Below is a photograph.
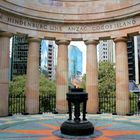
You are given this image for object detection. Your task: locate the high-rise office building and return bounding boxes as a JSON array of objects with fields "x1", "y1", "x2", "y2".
[
  {"x1": 98, "y1": 38, "x2": 138, "y2": 82},
  {"x1": 41, "y1": 40, "x2": 57, "y2": 80},
  {"x1": 11, "y1": 35, "x2": 42, "y2": 79},
  {"x1": 68, "y1": 45, "x2": 83, "y2": 87},
  {"x1": 11, "y1": 35, "x2": 28, "y2": 79},
  {"x1": 134, "y1": 35, "x2": 140, "y2": 84},
  {"x1": 127, "y1": 36, "x2": 135, "y2": 81},
  {"x1": 11, "y1": 36, "x2": 57, "y2": 80},
  {"x1": 98, "y1": 40, "x2": 115, "y2": 63}
]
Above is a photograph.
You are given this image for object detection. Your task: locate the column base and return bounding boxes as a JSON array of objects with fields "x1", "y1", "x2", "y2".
[
  {"x1": 126, "y1": 113, "x2": 133, "y2": 116},
  {"x1": 55, "y1": 109, "x2": 68, "y2": 114},
  {"x1": 22, "y1": 112, "x2": 29, "y2": 115},
  {"x1": 112, "y1": 112, "x2": 117, "y2": 115}
]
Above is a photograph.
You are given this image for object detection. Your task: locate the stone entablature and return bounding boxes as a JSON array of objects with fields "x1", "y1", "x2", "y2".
[
  {"x1": 1, "y1": 0, "x2": 140, "y2": 23},
  {"x1": 0, "y1": 10, "x2": 140, "y2": 40},
  {"x1": 0, "y1": 12, "x2": 137, "y2": 33},
  {"x1": 0, "y1": 0, "x2": 140, "y2": 40}
]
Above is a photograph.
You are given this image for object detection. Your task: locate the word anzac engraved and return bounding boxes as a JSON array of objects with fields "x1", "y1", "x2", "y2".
[{"x1": 0, "y1": 12, "x2": 139, "y2": 33}]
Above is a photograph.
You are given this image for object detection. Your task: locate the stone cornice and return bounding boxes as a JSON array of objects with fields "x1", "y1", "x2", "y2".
[
  {"x1": 85, "y1": 40, "x2": 99, "y2": 45},
  {"x1": 114, "y1": 37, "x2": 127, "y2": 43},
  {"x1": 0, "y1": 31, "x2": 13, "y2": 37},
  {"x1": 0, "y1": 81, "x2": 9, "y2": 84},
  {"x1": 28, "y1": 37, "x2": 41, "y2": 43},
  {"x1": 56, "y1": 40, "x2": 70, "y2": 45}
]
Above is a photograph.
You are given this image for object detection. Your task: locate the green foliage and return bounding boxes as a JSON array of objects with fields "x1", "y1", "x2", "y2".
[
  {"x1": 99, "y1": 94, "x2": 116, "y2": 113},
  {"x1": 9, "y1": 75, "x2": 26, "y2": 95},
  {"x1": 98, "y1": 61, "x2": 116, "y2": 96},
  {"x1": 8, "y1": 94, "x2": 25, "y2": 114},
  {"x1": 78, "y1": 62, "x2": 116, "y2": 113},
  {"x1": 9, "y1": 74, "x2": 56, "y2": 95},
  {"x1": 39, "y1": 94, "x2": 55, "y2": 113},
  {"x1": 79, "y1": 62, "x2": 116, "y2": 95},
  {"x1": 39, "y1": 74, "x2": 56, "y2": 95},
  {"x1": 9, "y1": 74, "x2": 56, "y2": 114},
  {"x1": 129, "y1": 92, "x2": 139, "y2": 113},
  {"x1": 98, "y1": 61, "x2": 116, "y2": 112},
  {"x1": 39, "y1": 74, "x2": 56, "y2": 112}
]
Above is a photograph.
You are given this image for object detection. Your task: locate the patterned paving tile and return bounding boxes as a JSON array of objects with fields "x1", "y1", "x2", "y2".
[{"x1": 0, "y1": 114, "x2": 140, "y2": 140}]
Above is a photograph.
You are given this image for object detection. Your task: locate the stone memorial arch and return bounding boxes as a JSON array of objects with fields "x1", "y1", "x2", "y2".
[{"x1": 0, "y1": 0, "x2": 140, "y2": 116}]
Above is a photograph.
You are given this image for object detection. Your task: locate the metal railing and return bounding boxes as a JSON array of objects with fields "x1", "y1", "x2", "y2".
[
  {"x1": 99, "y1": 93, "x2": 140, "y2": 115},
  {"x1": 39, "y1": 94, "x2": 56, "y2": 113},
  {"x1": 99, "y1": 94, "x2": 116, "y2": 113},
  {"x1": 8, "y1": 94, "x2": 139, "y2": 115},
  {"x1": 8, "y1": 94, "x2": 56, "y2": 114},
  {"x1": 130, "y1": 93, "x2": 140, "y2": 115},
  {"x1": 8, "y1": 94, "x2": 26, "y2": 114}
]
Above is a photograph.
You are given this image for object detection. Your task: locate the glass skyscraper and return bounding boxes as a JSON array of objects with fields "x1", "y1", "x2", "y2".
[
  {"x1": 11, "y1": 35, "x2": 42, "y2": 80},
  {"x1": 41, "y1": 40, "x2": 48, "y2": 76},
  {"x1": 11, "y1": 35, "x2": 28, "y2": 79},
  {"x1": 68, "y1": 45, "x2": 83, "y2": 86},
  {"x1": 127, "y1": 36, "x2": 135, "y2": 81},
  {"x1": 11, "y1": 36, "x2": 57, "y2": 80}
]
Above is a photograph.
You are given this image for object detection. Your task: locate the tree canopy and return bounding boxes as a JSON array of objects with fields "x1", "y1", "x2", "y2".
[
  {"x1": 9, "y1": 74, "x2": 56, "y2": 95},
  {"x1": 98, "y1": 61, "x2": 116, "y2": 95},
  {"x1": 79, "y1": 61, "x2": 116, "y2": 95}
]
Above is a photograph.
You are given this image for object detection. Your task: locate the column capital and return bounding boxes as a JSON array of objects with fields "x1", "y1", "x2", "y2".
[
  {"x1": 85, "y1": 40, "x2": 99, "y2": 45},
  {"x1": 28, "y1": 37, "x2": 41, "y2": 43},
  {"x1": 56, "y1": 40, "x2": 70, "y2": 46},
  {"x1": 114, "y1": 37, "x2": 127, "y2": 43},
  {"x1": 0, "y1": 32, "x2": 13, "y2": 38}
]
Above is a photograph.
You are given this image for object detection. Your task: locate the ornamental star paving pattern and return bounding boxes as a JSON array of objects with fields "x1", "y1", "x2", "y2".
[{"x1": 0, "y1": 114, "x2": 140, "y2": 140}]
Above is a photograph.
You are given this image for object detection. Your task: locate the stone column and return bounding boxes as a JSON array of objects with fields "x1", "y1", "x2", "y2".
[
  {"x1": 85, "y1": 40, "x2": 99, "y2": 114},
  {"x1": 0, "y1": 32, "x2": 12, "y2": 116},
  {"x1": 114, "y1": 37, "x2": 130, "y2": 115},
  {"x1": 25, "y1": 37, "x2": 40, "y2": 114},
  {"x1": 56, "y1": 40, "x2": 69, "y2": 113}
]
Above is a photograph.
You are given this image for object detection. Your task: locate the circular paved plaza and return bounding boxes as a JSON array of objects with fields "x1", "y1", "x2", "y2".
[{"x1": 0, "y1": 114, "x2": 140, "y2": 140}]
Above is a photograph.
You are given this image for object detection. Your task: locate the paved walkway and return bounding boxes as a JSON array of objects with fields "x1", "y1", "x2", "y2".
[{"x1": 0, "y1": 113, "x2": 140, "y2": 140}]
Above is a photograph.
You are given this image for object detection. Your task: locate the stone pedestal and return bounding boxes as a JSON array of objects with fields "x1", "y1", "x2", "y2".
[
  {"x1": 114, "y1": 37, "x2": 130, "y2": 115},
  {"x1": 85, "y1": 40, "x2": 99, "y2": 114},
  {"x1": 0, "y1": 32, "x2": 12, "y2": 116},
  {"x1": 25, "y1": 37, "x2": 40, "y2": 114},
  {"x1": 56, "y1": 40, "x2": 69, "y2": 113}
]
